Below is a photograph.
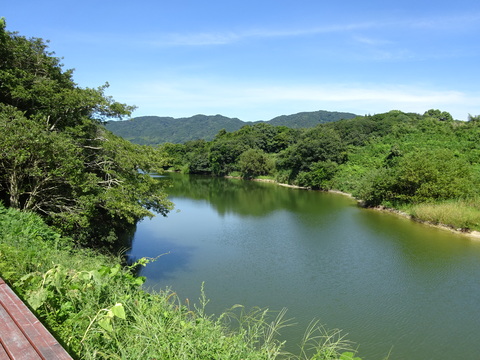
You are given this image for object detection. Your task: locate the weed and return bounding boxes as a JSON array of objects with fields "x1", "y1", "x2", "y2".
[{"x1": 407, "y1": 199, "x2": 480, "y2": 231}]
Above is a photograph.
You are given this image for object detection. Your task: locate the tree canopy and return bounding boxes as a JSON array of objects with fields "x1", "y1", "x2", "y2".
[{"x1": 0, "y1": 19, "x2": 172, "y2": 246}]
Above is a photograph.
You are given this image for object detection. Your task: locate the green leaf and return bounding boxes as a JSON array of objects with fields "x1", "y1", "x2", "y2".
[
  {"x1": 98, "y1": 318, "x2": 113, "y2": 332},
  {"x1": 110, "y1": 303, "x2": 126, "y2": 319},
  {"x1": 109, "y1": 264, "x2": 121, "y2": 277},
  {"x1": 133, "y1": 276, "x2": 146, "y2": 286},
  {"x1": 78, "y1": 271, "x2": 92, "y2": 281},
  {"x1": 27, "y1": 288, "x2": 48, "y2": 310},
  {"x1": 340, "y1": 352, "x2": 362, "y2": 360}
]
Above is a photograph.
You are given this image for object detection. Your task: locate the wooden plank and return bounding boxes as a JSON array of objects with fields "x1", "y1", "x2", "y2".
[
  {"x1": 0, "y1": 278, "x2": 73, "y2": 359},
  {"x1": 0, "y1": 343, "x2": 10, "y2": 359},
  {"x1": 0, "y1": 305, "x2": 42, "y2": 359}
]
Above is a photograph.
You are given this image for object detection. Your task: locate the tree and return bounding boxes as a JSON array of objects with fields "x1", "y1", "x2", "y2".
[
  {"x1": 0, "y1": 20, "x2": 172, "y2": 245},
  {"x1": 184, "y1": 140, "x2": 211, "y2": 173},
  {"x1": 296, "y1": 160, "x2": 339, "y2": 189},
  {"x1": 276, "y1": 127, "x2": 346, "y2": 176},
  {"x1": 468, "y1": 114, "x2": 480, "y2": 123},
  {"x1": 208, "y1": 138, "x2": 249, "y2": 175},
  {"x1": 0, "y1": 104, "x2": 82, "y2": 211},
  {"x1": 355, "y1": 148, "x2": 475, "y2": 206},
  {"x1": 391, "y1": 149, "x2": 473, "y2": 203},
  {"x1": 238, "y1": 149, "x2": 274, "y2": 179},
  {"x1": 423, "y1": 109, "x2": 454, "y2": 122}
]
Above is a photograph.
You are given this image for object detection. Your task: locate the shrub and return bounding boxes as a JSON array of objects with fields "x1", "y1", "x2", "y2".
[{"x1": 238, "y1": 149, "x2": 275, "y2": 179}]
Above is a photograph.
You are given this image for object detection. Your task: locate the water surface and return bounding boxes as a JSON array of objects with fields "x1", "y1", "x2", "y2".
[{"x1": 128, "y1": 173, "x2": 480, "y2": 359}]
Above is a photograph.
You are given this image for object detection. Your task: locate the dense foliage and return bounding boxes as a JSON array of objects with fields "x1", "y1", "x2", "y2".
[
  {"x1": 0, "y1": 19, "x2": 172, "y2": 245},
  {"x1": 160, "y1": 110, "x2": 480, "y2": 231},
  {"x1": 105, "y1": 111, "x2": 357, "y2": 145},
  {"x1": 267, "y1": 110, "x2": 358, "y2": 128}
]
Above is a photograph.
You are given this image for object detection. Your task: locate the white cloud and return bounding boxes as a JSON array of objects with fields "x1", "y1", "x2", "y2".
[{"x1": 113, "y1": 78, "x2": 480, "y2": 121}]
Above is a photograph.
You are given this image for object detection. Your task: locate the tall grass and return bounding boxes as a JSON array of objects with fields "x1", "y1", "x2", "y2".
[
  {"x1": 406, "y1": 198, "x2": 480, "y2": 231},
  {"x1": 0, "y1": 203, "x2": 363, "y2": 359}
]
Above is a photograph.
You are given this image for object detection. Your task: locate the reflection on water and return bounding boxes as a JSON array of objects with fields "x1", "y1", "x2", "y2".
[{"x1": 128, "y1": 173, "x2": 480, "y2": 360}]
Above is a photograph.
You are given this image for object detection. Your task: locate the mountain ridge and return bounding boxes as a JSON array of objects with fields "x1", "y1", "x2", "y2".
[{"x1": 106, "y1": 110, "x2": 358, "y2": 145}]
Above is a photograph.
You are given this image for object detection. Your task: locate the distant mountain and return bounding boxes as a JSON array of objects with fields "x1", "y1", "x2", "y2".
[
  {"x1": 106, "y1": 115, "x2": 244, "y2": 145},
  {"x1": 105, "y1": 110, "x2": 357, "y2": 145},
  {"x1": 266, "y1": 110, "x2": 358, "y2": 128}
]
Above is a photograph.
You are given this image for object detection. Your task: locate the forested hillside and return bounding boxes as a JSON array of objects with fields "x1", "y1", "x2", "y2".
[
  {"x1": 267, "y1": 110, "x2": 358, "y2": 128},
  {"x1": 106, "y1": 110, "x2": 357, "y2": 144},
  {"x1": 106, "y1": 114, "x2": 245, "y2": 144},
  {"x1": 159, "y1": 110, "x2": 480, "y2": 231}
]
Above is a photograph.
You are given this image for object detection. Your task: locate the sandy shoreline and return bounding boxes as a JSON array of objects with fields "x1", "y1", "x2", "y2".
[{"x1": 251, "y1": 178, "x2": 309, "y2": 189}]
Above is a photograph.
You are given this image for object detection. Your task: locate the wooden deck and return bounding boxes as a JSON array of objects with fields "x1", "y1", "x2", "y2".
[{"x1": 0, "y1": 278, "x2": 73, "y2": 359}]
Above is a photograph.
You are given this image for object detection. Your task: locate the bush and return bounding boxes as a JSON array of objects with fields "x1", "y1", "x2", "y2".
[
  {"x1": 238, "y1": 149, "x2": 275, "y2": 179},
  {"x1": 390, "y1": 149, "x2": 474, "y2": 203},
  {"x1": 295, "y1": 161, "x2": 339, "y2": 190}
]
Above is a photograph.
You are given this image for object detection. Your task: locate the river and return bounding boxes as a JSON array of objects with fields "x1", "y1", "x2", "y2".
[{"x1": 127, "y1": 173, "x2": 480, "y2": 359}]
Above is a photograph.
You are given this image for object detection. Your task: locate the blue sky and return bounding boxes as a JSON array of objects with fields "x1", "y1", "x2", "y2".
[{"x1": 3, "y1": 1, "x2": 480, "y2": 121}]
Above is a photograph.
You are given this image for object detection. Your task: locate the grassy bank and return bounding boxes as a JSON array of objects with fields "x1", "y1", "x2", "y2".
[
  {"x1": 0, "y1": 203, "x2": 362, "y2": 359},
  {"x1": 400, "y1": 199, "x2": 480, "y2": 233}
]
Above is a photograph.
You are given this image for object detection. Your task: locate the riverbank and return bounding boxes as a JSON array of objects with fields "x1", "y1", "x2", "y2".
[
  {"x1": 251, "y1": 177, "x2": 309, "y2": 189},
  {"x1": 250, "y1": 176, "x2": 480, "y2": 239},
  {"x1": 370, "y1": 204, "x2": 480, "y2": 240}
]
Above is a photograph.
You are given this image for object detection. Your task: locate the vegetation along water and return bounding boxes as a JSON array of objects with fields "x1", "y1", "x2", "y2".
[{"x1": 2, "y1": 17, "x2": 480, "y2": 359}]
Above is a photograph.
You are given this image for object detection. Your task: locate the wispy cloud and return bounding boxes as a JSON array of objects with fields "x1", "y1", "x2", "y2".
[
  {"x1": 145, "y1": 22, "x2": 376, "y2": 47},
  {"x1": 407, "y1": 13, "x2": 480, "y2": 30},
  {"x1": 353, "y1": 36, "x2": 393, "y2": 46},
  {"x1": 143, "y1": 11, "x2": 480, "y2": 48},
  {"x1": 55, "y1": 11, "x2": 480, "y2": 50},
  {"x1": 153, "y1": 32, "x2": 243, "y2": 46}
]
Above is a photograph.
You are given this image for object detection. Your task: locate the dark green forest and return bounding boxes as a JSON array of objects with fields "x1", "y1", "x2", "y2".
[
  {"x1": 159, "y1": 110, "x2": 480, "y2": 231},
  {"x1": 105, "y1": 110, "x2": 357, "y2": 145}
]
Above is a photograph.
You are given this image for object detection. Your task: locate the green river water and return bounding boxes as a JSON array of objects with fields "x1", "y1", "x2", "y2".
[{"x1": 128, "y1": 173, "x2": 480, "y2": 359}]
